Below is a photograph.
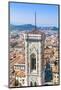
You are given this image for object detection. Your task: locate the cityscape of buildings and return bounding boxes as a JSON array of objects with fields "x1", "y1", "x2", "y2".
[
  {"x1": 9, "y1": 2, "x2": 59, "y2": 87},
  {"x1": 9, "y1": 26, "x2": 59, "y2": 87}
]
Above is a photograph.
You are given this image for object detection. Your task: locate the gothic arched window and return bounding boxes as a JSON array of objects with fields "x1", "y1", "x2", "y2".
[{"x1": 30, "y1": 53, "x2": 36, "y2": 71}]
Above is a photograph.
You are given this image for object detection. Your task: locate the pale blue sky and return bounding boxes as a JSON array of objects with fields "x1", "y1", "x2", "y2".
[{"x1": 9, "y1": 2, "x2": 59, "y2": 27}]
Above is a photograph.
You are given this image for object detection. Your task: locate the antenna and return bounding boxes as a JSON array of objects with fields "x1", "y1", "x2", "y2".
[{"x1": 35, "y1": 12, "x2": 36, "y2": 30}]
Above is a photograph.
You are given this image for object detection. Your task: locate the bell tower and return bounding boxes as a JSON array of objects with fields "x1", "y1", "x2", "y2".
[{"x1": 24, "y1": 12, "x2": 45, "y2": 86}]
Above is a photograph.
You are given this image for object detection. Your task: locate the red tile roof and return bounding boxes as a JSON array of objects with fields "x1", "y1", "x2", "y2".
[{"x1": 15, "y1": 70, "x2": 26, "y2": 77}]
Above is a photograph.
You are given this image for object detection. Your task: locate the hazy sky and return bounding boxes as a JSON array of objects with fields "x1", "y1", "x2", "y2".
[{"x1": 9, "y1": 2, "x2": 59, "y2": 27}]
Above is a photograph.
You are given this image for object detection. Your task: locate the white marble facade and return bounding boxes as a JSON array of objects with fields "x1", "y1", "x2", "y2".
[{"x1": 24, "y1": 33, "x2": 44, "y2": 86}]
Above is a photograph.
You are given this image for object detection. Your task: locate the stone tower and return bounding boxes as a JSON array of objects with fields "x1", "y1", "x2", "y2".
[{"x1": 24, "y1": 12, "x2": 45, "y2": 86}]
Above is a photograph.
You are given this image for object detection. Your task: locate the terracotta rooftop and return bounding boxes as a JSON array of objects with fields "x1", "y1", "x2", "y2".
[
  {"x1": 44, "y1": 47, "x2": 54, "y2": 55},
  {"x1": 52, "y1": 65, "x2": 59, "y2": 73},
  {"x1": 10, "y1": 50, "x2": 25, "y2": 63},
  {"x1": 14, "y1": 53, "x2": 25, "y2": 64},
  {"x1": 15, "y1": 70, "x2": 26, "y2": 77}
]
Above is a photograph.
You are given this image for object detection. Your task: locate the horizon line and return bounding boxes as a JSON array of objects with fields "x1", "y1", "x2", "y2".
[{"x1": 10, "y1": 24, "x2": 58, "y2": 28}]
